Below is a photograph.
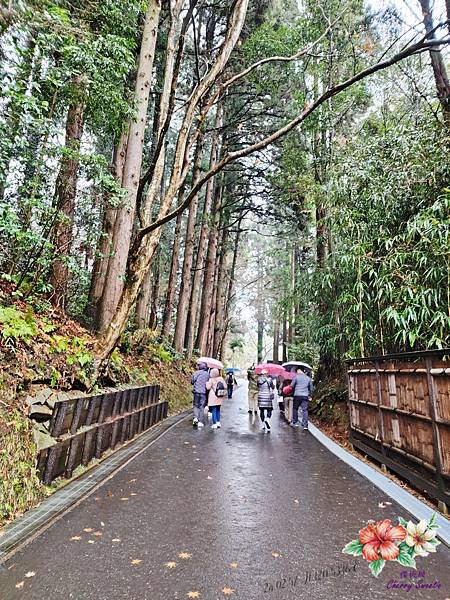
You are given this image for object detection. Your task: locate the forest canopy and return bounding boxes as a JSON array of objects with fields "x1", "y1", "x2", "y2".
[{"x1": 0, "y1": 0, "x2": 449, "y2": 374}]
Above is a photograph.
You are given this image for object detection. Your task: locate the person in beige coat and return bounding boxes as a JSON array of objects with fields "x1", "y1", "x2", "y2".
[{"x1": 206, "y1": 368, "x2": 226, "y2": 429}]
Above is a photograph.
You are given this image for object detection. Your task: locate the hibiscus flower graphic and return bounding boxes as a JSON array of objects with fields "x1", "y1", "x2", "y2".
[
  {"x1": 342, "y1": 513, "x2": 441, "y2": 577},
  {"x1": 359, "y1": 519, "x2": 406, "y2": 561}
]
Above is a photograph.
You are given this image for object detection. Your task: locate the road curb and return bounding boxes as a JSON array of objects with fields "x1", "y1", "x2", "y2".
[
  {"x1": 0, "y1": 411, "x2": 190, "y2": 562},
  {"x1": 308, "y1": 422, "x2": 450, "y2": 546}
]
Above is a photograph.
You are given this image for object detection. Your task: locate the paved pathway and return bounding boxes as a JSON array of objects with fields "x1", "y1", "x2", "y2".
[{"x1": 1, "y1": 381, "x2": 449, "y2": 599}]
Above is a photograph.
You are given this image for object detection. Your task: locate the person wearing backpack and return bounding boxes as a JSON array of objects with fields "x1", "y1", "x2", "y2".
[
  {"x1": 191, "y1": 362, "x2": 209, "y2": 428},
  {"x1": 226, "y1": 371, "x2": 237, "y2": 399},
  {"x1": 206, "y1": 368, "x2": 226, "y2": 429},
  {"x1": 257, "y1": 369, "x2": 275, "y2": 432}
]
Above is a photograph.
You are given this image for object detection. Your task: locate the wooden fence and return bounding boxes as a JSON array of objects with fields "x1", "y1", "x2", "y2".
[
  {"x1": 37, "y1": 384, "x2": 167, "y2": 484},
  {"x1": 347, "y1": 350, "x2": 450, "y2": 510}
]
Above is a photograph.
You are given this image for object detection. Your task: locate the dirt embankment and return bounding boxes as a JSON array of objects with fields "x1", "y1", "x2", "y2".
[{"x1": 0, "y1": 287, "x2": 192, "y2": 527}]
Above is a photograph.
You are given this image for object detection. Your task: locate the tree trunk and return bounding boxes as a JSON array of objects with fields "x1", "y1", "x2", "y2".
[
  {"x1": 418, "y1": 0, "x2": 450, "y2": 124},
  {"x1": 89, "y1": 129, "x2": 129, "y2": 327},
  {"x1": 185, "y1": 109, "x2": 223, "y2": 356},
  {"x1": 218, "y1": 219, "x2": 242, "y2": 361},
  {"x1": 161, "y1": 211, "x2": 183, "y2": 337},
  {"x1": 49, "y1": 78, "x2": 85, "y2": 308},
  {"x1": 273, "y1": 320, "x2": 280, "y2": 363},
  {"x1": 96, "y1": 0, "x2": 161, "y2": 332},
  {"x1": 212, "y1": 224, "x2": 229, "y2": 357},
  {"x1": 172, "y1": 139, "x2": 204, "y2": 351},
  {"x1": 282, "y1": 308, "x2": 288, "y2": 362},
  {"x1": 195, "y1": 185, "x2": 222, "y2": 355},
  {"x1": 206, "y1": 258, "x2": 220, "y2": 356},
  {"x1": 135, "y1": 257, "x2": 153, "y2": 328}
]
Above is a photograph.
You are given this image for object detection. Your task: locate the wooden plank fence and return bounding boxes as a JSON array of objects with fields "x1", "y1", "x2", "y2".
[
  {"x1": 347, "y1": 349, "x2": 450, "y2": 510},
  {"x1": 37, "y1": 384, "x2": 167, "y2": 484}
]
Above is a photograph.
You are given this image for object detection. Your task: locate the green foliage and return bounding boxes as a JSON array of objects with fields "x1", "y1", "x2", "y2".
[{"x1": 0, "y1": 305, "x2": 38, "y2": 345}]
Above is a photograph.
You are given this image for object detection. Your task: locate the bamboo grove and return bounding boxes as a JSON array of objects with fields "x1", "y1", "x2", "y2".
[{"x1": 0, "y1": 0, "x2": 449, "y2": 373}]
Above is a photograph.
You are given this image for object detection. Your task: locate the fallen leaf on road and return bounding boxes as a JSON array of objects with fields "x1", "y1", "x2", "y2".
[
  {"x1": 130, "y1": 493, "x2": 137, "y2": 496},
  {"x1": 222, "y1": 587, "x2": 234, "y2": 595},
  {"x1": 229, "y1": 563, "x2": 238, "y2": 569},
  {"x1": 121, "y1": 497, "x2": 129, "y2": 501},
  {"x1": 112, "y1": 539, "x2": 121, "y2": 543},
  {"x1": 184, "y1": 442, "x2": 190, "y2": 445},
  {"x1": 24, "y1": 572, "x2": 35, "y2": 578},
  {"x1": 94, "y1": 497, "x2": 100, "y2": 501},
  {"x1": 207, "y1": 476, "x2": 212, "y2": 480},
  {"x1": 129, "y1": 479, "x2": 137, "y2": 483},
  {"x1": 131, "y1": 559, "x2": 142, "y2": 565},
  {"x1": 192, "y1": 445, "x2": 196, "y2": 448},
  {"x1": 106, "y1": 491, "x2": 114, "y2": 497},
  {"x1": 100, "y1": 522, "x2": 105, "y2": 527},
  {"x1": 294, "y1": 499, "x2": 299, "y2": 504},
  {"x1": 164, "y1": 562, "x2": 177, "y2": 569},
  {"x1": 178, "y1": 552, "x2": 192, "y2": 559},
  {"x1": 385, "y1": 501, "x2": 392, "y2": 505},
  {"x1": 88, "y1": 540, "x2": 95, "y2": 544},
  {"x1": 187, "y1": 592, "x2": 200, "y2": 598},
  {"x1": 378, "y1": 502, "x2": 386, "y2": 508},
  {"x1": 15, "y1": 581, "x2": 24, "y2": 589},
  {"x1": 83, "y1": 528, "x2": 93, "y2": 533},
  {"x1": 271, "y1": 551, "x2": 281, "y2": 558},
  {"x1": 70, "y1": 536, "x2": 81, "y2": 541},
  {"x1": 93, "y1": 531, "x2": 102, "y2": 537}
]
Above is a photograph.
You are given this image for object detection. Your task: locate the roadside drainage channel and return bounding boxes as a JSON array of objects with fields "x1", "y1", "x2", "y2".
[
  {"x1": 308, "y1": 422, "x2": 450, "y2": 546},
  {"x1": 0, "y1": 411, "x2": 190, "y2": 561}
]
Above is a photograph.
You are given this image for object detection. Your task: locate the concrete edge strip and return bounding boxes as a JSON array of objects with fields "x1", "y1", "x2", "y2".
[
  {"x1": 0, "y1": 411, "x2": 190, "y2": 563},
  {"x1": 308, "y1": 423, "x2": 450, "y2": 546}
]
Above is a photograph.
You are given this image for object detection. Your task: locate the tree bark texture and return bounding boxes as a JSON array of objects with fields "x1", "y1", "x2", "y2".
[
  {"x1": 418, "y1": 0, "x2": 450, "y2": 124},
  {"x1": 172, "y1": 139, "x2": 204, "y2": 351},
  {"x1": 50, "y1": 80, "x2": 85, "y2": 308},
  {"x1": 161, "y1": 211, "x2": 183, "y2": 337},
  {"x1": 96, "y1": 0, "x2": 161, "y2": 332},
  {"x1": 89, "y1": 129, "x2": 129, "y2": 327}
]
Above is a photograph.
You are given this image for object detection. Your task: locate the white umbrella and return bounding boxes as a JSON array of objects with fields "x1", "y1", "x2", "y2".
[
  {"x1": 282, "y1": 361, "x2": 313, "y2": 371},
  {"x1": 196, "y1": 356, "x2": 224, "y2": 369}
]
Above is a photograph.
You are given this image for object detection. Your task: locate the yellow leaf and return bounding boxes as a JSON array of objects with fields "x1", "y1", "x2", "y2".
[
  {"x1": 25, "y1": 572, "x2": 35, "y2": 578},
  {"x1": 294, "y1": 499, "x2": 299, "y2": 504},
  {"x1": 187, "y1": 592, "x2": 200, "y2": 598},
  {"x1": 271, "y1": 551, "x2": 280, "y2": 558},
  {"x1": 131, "y1": 559, "x2": 142, "y2": 565},
  {"x1": 15, "y1": 581, "x2": 24, "y2": 589},
  {"x1": 129, "y1": 479, "x2": 137, "y2": 483},
  {"x1": 112, "y1": 539, "x2": 121, "y2": 543},
  {"x1": 178, "y1": 552, "x2": 192, "y2": 559},
  {"x1": 83, "y1": 528, "x2": 93, "y2": 533},
  {"x1": 70, "y1": 536, "x2": 81, "y2": 541},
  {"x1": 164, "y1": 561, "x2": 177, "y2": 569},
  {"x1": 229, "y1": 562, "x2": 238, "y2": 569},
  {"x1": 121, "y1": 497, "x2": 129, "y2": 501},
  {"x1": 130, "y1": 493, "x2": 137, "y2": 496},
  {"x1": 88, "y1": 540, "x2": 95, "y2": 544},
  {"x1": 222, "y1": 587, "x2": 235, "y2": 595}
]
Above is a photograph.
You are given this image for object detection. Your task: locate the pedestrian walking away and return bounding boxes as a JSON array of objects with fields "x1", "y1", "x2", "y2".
[
  {"x1": 257, "y1": 369, "x2": 274, "y2": 432},
  {"x1": 226, "y1": 371, "x2": 237, "y2": 399},
  {"x1": 247, "y1": 368, "x2": 258, "y2": 415},
  {"x1": 191, "y1": 362, "x2": 209, "y2": 427},
  {"x1": 206, "y1": 368, "x2": 226, "y2": 429},
  {"x1": 290, "y1": 366, "x2": 314, "y2": 430}
]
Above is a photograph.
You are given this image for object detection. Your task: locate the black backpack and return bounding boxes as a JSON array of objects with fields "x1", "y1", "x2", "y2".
[{"x1": 215, "y1": 380, "x2": 226, "y2": 397}]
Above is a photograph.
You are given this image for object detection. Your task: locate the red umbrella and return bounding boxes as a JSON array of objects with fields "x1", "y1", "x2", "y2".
[{"x1": 254, "y1": 363, "x2": 286, "y2": 377}]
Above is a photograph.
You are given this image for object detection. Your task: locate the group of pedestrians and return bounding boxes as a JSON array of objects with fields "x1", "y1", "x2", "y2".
[
  {"x1": 191, "y1": 361, "x2": 314, "y2": 433},
  {"x1": 191, "y1": 363, "x2": 237, "y2": 429},
  {"x1": 248, "y1": 366, "x2": 314, "y2": 432}
]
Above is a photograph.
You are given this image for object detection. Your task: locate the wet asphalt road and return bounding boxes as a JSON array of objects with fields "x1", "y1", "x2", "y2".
[{"x1": 1, "y1": 380, "x2": 449, "y2": 600}]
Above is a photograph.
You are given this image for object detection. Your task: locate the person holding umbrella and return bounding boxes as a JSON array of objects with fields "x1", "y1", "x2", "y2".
[
  {"x1": 257, "y1": 368, "x2": 275, "y2": 432},
  {"x1": 191, "y1": 361, "x2": 209, "y2": 428}
]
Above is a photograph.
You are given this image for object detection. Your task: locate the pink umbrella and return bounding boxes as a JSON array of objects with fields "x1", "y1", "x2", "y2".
[
  {"x1": 197, "y1": 356, "x2": 224, "y2": 369},
  {"x1": 254, "y1": 363, "x2": 287, "y2": 377}
]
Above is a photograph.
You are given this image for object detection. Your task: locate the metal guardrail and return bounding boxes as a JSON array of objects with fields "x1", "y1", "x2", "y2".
[
  {"x1": 37, "y1": 384, "x2": 167, "y2": 484},
  {"x1": 347, "y1": 350, "x2": 450, "y2": 510}
]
